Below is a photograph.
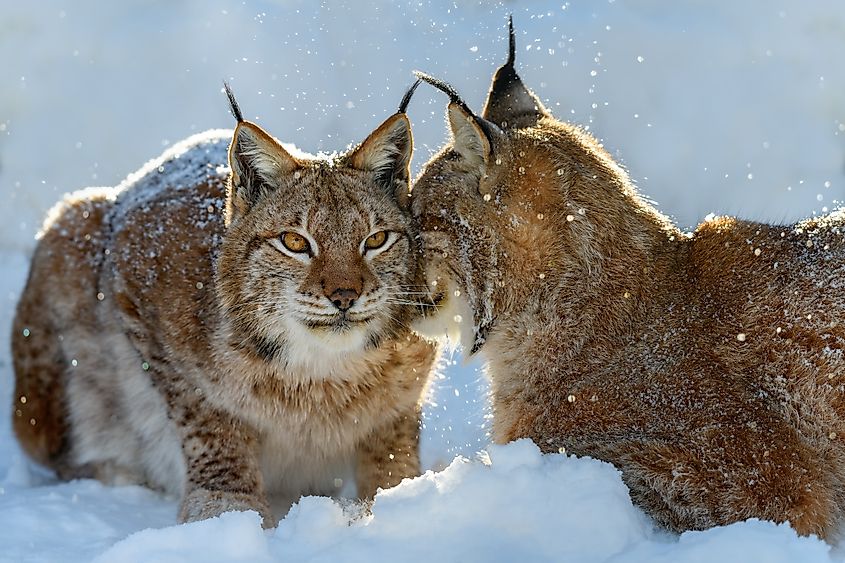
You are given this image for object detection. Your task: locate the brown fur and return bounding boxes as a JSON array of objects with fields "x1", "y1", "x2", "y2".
[
  {"x1": 13, "y1": 96, "x2": 437, "y2": 526},
  {"x1": 411, "y1": 34, "x2": 845, "y2": 540}
]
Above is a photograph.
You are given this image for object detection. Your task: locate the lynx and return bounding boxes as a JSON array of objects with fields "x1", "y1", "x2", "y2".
[
  {"x1": 12, "y1": 82, "x2": 437, "y2": 527},
  {"x1": 411, "y1": 21, "x2": 845, "y2": 540}
]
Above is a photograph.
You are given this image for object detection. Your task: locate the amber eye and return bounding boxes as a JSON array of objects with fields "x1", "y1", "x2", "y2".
[
  {"x1": 364, "y1": 231, "x2": 388, "y2": 251},
  {"x1": 281, "y1": 232, "x2": 309, "y2": 253}
]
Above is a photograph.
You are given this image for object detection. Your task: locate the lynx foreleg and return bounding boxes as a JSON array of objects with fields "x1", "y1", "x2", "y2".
[
  {"x1": 176, "y1": 410, "x2": 275, "y2": 528},
  {"x1": 355, "y1": 408, "x2": 422, "y2": 500},
  {"x1": 147, "y1": 363, "x2": 275, "y2": 527}
]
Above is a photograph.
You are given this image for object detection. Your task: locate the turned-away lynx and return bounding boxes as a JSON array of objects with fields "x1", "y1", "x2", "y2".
[
  {"x1": 411, "y1": 21, "x2": 845, "y2": 540},
  {"x1": 12, "y1": 82, "x2": 437, "y2": 526}
]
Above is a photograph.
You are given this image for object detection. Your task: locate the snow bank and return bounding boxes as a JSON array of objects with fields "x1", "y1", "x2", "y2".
[
  {"x1": 0, "y1": 479, "x2": 174, "y2": 562},
  {"x1": 90, "y1": 441, "x2": 834, "y2": 563},
  {"x1": 95, "y1": 511, "x2": 270, "y2": 563}
]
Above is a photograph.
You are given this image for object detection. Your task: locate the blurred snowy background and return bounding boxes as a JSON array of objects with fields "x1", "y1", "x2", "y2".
[{"x1": 1, "y1": 1, "x2": 845, "y2": 561}]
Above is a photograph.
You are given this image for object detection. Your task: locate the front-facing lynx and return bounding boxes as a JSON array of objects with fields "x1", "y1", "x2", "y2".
[
  {"x1": 412, "y1": 22, "x2": 845, "y2": 540},
  {"x1": 12, "y1": 83, "x2": 437, "y2": 526}
]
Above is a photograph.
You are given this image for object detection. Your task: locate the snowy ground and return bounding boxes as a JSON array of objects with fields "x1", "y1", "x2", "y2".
[{"x1": 2, "y1": 1, "x2": 845, "y2": 561}]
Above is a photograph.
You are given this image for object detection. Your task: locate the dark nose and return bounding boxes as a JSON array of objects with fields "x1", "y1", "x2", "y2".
[{"x1": 328, "y1": 288, "x2": 359, "y2": 312}]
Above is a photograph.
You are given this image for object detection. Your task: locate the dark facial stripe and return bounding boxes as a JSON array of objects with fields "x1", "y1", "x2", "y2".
[
  {"x1": 249, "y1": 334, "x2": 283, "y2": 362},
  {"x1": 246, "y1": 235, "x2": 269, "y2": 259}
]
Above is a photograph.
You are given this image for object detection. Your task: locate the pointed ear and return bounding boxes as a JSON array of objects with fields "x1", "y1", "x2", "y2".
[
  {"x1": 347, "y1": 113, "x2": 413, "y2": 207},
  {"x1": 227, "y1": 121, "x2": 299, "y2": 218},
  {"x1": 481, "y1": 16, "x2": 550, "y2": 128},
  {"x1": 448, "y1": 103, "x2": 492, "y2": 168},
  {"x1": 412, "y1": 71, "x2": 496, "y2": 168}
]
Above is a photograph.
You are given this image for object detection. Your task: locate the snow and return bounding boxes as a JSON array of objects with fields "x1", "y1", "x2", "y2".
[
  {"x1": 8, "y1": 441, "x2": 835, "y2": 563},
  {"x1": 1, "y1": 0, "x2": 845, "y2": 561}
]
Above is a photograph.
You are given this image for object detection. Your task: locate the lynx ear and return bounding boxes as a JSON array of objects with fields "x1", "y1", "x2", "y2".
[
  {"x1": 347, "y1": 113, "x2": 413, "y2": 207},
  {"x1": 481, "y1": 16, "x2": 550, "y2": 129},
  {"x1": 223, "y1": 82, "x2": 300, "y2": 219},
  {"x1": 413, "y1": 71, "x2": 497, "y2": 168},
  {"x1": 227, "y1": 121, "x2": 300, "y2": 215},
  {"x1": 447, "y1": 103, "x2": 492, "y2": 167}
]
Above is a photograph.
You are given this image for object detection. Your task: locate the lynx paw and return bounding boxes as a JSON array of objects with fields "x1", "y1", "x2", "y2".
[{"x1": 178, "y1": 488, "x2": 277, "y2": 529}]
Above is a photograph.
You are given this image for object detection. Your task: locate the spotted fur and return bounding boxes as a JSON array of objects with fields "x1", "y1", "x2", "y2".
[{"x1": 12, "y1": 93, "x2": 437, "y2": 526}]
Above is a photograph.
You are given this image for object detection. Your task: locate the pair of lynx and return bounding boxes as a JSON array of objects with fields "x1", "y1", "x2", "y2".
[{"x1": 13, "y1": 21, "x2": 845, "y2": 540}]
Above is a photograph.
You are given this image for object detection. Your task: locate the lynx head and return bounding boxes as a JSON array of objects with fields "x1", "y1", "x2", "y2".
[
  {"x1": 411, "y1": 18, "x2": 665, "y2": 354},
  {"x1": 217, "y1": 82, "x2": 423, "y2": 372}
]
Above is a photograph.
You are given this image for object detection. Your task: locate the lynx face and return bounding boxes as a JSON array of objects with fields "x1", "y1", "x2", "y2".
[
  {"x1": 409, "y1": 135, "x2": 507, "y2": 352},
  {"x1": 218, "y1": 110, "x2": 420, "y2": 370},
  {"x1": 410, "y1": 69, "x2": 549, "y2": 353}
]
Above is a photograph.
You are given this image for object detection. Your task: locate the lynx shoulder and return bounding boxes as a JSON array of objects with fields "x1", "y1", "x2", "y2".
[
  {"x1": 12, "y1": 84, "x2": 437, "y2": 526},
  {"x1": 411, "y1": 21, "x2": 845, "y2": 540}
]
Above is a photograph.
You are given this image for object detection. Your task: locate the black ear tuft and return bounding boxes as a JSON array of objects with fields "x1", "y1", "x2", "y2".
[
  {"x1": 507, "y1": 14, "x2": 516, "y2": 68},
  {"x1": 398, "y1": 79, "x2": 422, "y2": 114},
  {"x1": 413, "y1": 71, "x2": 500, "y2": 151},
  {"x1": 223, "y1": 81, "x2": 244, "y2": 123},
  {"x1": 481, "y1": 16, "x2": 549, "y2": 128},
  {"x1": 492, "y1": 15, "x2": 519, "y2": 86},
  {"x1": 413, "y1": 71, "x2": 474, "y2": 116}
]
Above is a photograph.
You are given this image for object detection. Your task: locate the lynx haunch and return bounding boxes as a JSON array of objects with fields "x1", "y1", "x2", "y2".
[
  {"x1": 12, "y1": 83, "x2": 437, "y2": 526},
  {"x1": 411, "y1": 21, "x2": 845, "y2": 540}
]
